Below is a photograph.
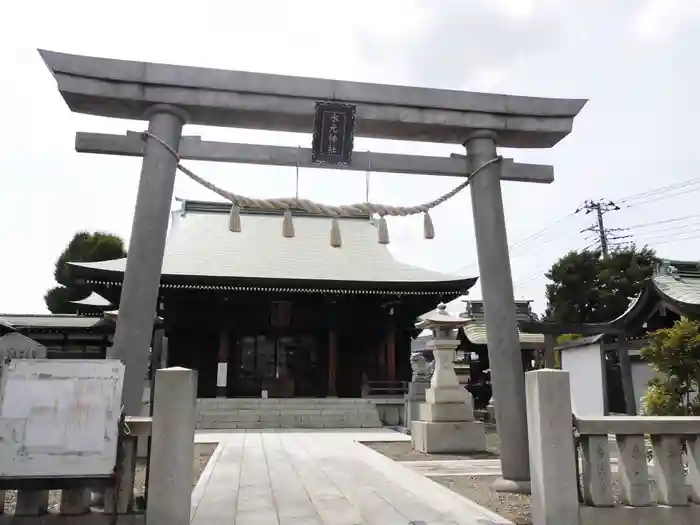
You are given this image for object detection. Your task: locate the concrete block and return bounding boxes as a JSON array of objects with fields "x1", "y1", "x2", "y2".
[
  {"x1": 419, "y1": 402, "x2": 474, "y2": 422},
  {"x1": 231, "y1": 412, "x2": 261, "y2": 422},
  {"x1": 425, "y1": 386, "x2": 470, "y2": 405},
  {"x1": 259, "y1": 413, "x2": 284, "y2": 423},
  {"x1": 411, "y1": 421, "x2": 486, "y2": 453}
]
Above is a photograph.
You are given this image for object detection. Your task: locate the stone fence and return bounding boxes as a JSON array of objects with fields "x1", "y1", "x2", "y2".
[
  {"x1": 526, "y1": 369, "x2": 700, "y2": 525},
  {"x1": 0, "y1": 366, "x2": 196, "y2": 525}
]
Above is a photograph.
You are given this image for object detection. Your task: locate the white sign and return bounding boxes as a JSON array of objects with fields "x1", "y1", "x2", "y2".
[
  {"x1": 0, "y1": 359, "x2": 124, "y2": 478},
  {"x1": 0, "y1": 333, "x2": 47, "y2": 362}
]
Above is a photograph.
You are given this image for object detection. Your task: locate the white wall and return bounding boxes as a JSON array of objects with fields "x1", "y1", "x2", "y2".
[{"x1": 560, "y1": 343, "x2": 606, "y2": 417}]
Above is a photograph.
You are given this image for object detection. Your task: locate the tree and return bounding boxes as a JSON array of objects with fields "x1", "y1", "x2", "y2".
[
  {"x1": 44, "y1": 232, "x2": 126, "y2": 313},
  {"x1": 544, "y1": 245, "x2": 656, "y2": 324},
  {"x1": 640, "y1": 317, "x2": 700, "y2": 416}
]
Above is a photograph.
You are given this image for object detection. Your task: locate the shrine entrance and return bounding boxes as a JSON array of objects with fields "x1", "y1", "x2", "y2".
[
  {"x1": 39, "y1": 48, "x2": 586, "y2": 490},
  {"x1": 228, "y1": 334, "x2": 326, "y2": 398}
]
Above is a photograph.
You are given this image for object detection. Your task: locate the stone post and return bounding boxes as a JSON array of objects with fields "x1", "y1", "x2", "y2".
[
  {"x1": 110, "y1": 105, "x2": 188, "y2": 416},
  {"x1": 465, "y1": 131, "x2": 530, "y2": 491},
  {"x1": 147, "y1": 367, "x2": 198, "y2": 525},
  {"x1": 412, "y1": 304, "x2": 485, "y2": 453},
  {"x1": 526, "y1": 370, "x2": 579, "y2": 525}
]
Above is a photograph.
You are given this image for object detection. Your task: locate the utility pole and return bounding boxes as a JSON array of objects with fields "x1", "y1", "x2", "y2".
[{"x1": 576, "y1": 199, "x2": 628, "y2": 255}]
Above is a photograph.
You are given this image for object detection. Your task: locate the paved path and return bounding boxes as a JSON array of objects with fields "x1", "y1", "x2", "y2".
[{"x1": 191, "y1": 429, "x2": 511, "y2": 525}]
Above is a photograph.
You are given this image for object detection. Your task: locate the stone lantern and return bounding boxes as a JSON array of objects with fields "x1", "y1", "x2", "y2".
[{"x1": 411, "y1": 303, "x2": 486, "y2": 453}]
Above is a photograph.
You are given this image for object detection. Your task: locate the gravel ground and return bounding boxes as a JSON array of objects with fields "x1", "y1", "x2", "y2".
[
  {"x1": 3, "y1": 442, "x2": 218, "y2": 514},
  {"x1": 364, "y1": 434, "x2": 694, "y2": 525},
  {"x1": 430, "y1": 475, "x2": 532, "y2": 525}
]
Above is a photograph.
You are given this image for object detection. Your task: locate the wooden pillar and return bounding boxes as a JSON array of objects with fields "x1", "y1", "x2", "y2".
[
  {"x1": 618, "y1": 335, "x2": 637, "y2": 415},
  {"x1": 217, "y1": 326, "x2": 229, "y2": 398},
  {"x1": 543, "y1": 334, "x2": 557, "y2": 369},
  {"x1": 328, "y1": 330, "x2": 337, "y2": 397},
  {"x1": 387, "y1": 325, "x2": 396, "y2": 381}
]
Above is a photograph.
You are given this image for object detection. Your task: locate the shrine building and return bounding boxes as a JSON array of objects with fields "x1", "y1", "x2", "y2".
[{"x1": 69, "y1": 199, "x2": 476, "y2": 399}]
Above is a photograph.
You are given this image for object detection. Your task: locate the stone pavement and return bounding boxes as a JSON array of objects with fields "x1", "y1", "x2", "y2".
[{"x1": 190, "y1": 429, "x2": 512, "y2": 525}]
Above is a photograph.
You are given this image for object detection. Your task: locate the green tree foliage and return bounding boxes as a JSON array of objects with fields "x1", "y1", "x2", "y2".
[
  {"x1": 640, "y1": 317, "x2": 700, "y2": 416},
  {"x1": 544, "y1": 245, "x2": 657, "y2": 324},
  {"x1": 44, "y1": 232, "x2": 126, "y2": 314}
]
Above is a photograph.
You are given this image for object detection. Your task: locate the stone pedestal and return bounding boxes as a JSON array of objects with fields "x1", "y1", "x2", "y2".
[
  {"x1": 487, "y1": 395, "x2": 496, "y2": 423},
  {"x1": 411, "y1": 331, "x2": 485, "y2": 453}
]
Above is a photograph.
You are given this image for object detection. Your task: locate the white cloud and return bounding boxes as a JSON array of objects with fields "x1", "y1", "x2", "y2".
[
  {"x1": 632, "y1": 0, "x2": 700, "y2": 41},
  {"x1": 1, "y1": 0, "x2": 699, "y2": 317}
]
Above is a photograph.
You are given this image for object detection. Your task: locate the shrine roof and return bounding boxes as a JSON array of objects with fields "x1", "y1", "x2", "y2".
[
  {"x1": 612, "y1": 259, "x2": 700, "y2": 325},
  {"x1": 651, "y1": 259, "x2": 700, "y2": 307},
  {"x1": 70, "y1": 200, "x2": 476, "y2": 293},
  {"x1": 0, "y1": 318, "x2": 14, "y2": 334},
  {"x1": 461, "y1": 300, "x2": 545, "y2": 348},
  {"x1": 0, "y1": 314, "x2": 106, "y2": 330},
  {"x1": 518, "y1": 258, "x2": 700, "y2": 337},
  {"x1": 69, "y1": 292, "x2": 112, "y2": 307}
]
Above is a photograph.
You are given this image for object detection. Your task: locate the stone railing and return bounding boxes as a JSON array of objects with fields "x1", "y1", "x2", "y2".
[
  {"x1": 526, "y1": 369, "x2": 700, "y2": 525},
  {"x1": 0, "y1": 367, "x2": 196, "y2": 525}
]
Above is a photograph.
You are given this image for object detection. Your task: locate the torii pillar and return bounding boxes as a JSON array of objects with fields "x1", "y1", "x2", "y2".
[
  {"x1": 38, "y1": 48, "x2": 586, "y2": 491},
  {"x1": 466, "y1": 130, "x2": 530, "y2": 491}
]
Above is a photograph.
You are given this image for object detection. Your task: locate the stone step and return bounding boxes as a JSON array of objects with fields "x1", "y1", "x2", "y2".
[
  {"x1": 204, "y1": 408, "x2": 381, "y2": 415},
  {"x1": 197, "y1": 401, "x2": 378, "y2": 412},
  {"x1": 195, "y1": 398, "x2": 383, "y2": 430}
]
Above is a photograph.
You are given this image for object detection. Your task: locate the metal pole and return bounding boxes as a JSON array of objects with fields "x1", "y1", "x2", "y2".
[
  {"x1": 465, "y1": 130, "x2": 530, "y2": 493},
  {"x1": 110, "y1": 104, "x2": 187, "y2": 416}
]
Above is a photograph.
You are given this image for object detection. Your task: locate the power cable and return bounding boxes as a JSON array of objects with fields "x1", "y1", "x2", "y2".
[
  {"x1": 614, "y1": 176, "x2": 700, "y2": 206},
  {"x1": 450, "y1": 212, "x2": 577, "y2": 275},
  {"x1": 620, "y1": 213, "x2": 700, "y2": 231}
]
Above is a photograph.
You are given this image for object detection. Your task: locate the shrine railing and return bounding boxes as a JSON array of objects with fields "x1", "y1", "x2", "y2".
[
  {"x1": 362, "y1": 380, "x2": 409, "y2": 398},
  {"x1": 526, "y1": 369, "x2": 700, "y2": 525}
]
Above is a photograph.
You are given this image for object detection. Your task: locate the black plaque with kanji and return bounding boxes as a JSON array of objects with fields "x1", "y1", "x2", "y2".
[{"x1": 311, "y1": 101, "x2": 356, "y2": 166}]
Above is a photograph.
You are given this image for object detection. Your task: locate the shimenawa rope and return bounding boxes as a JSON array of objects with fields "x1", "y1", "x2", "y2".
[{"x1": 140, "y1": 131, "x2": 503, "y2": 247}]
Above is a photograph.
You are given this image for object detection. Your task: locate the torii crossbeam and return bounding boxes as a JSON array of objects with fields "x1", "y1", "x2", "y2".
[{"x1": 39, "y1": 48, "x2": 586, "y2": 493}]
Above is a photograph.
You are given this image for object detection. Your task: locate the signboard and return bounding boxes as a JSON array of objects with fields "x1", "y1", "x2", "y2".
[
  {"x1": 311, "y1": 101, "x2": 356, "y2": 166},
  {"x1": 0, "y1": 359, "x2": 125, "y2": 478},
  {"x1": 0, "y1": 333, "x2": 47, "y2": 363}
]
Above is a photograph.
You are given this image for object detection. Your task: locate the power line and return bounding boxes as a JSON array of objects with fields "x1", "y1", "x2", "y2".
[
  {"x1": 620, "y1": 185, "x2": 700, "y2": 210},
  {"x1": 614, "y1": 176, "x2": 700, "y2": 206},
  {"x1": 621, "y1": 213, "x2": 700, "y2": 231},
  {"x1": 628, "y1": 222, "x2": 700, "y2": 238},
  {"x1": 625, "y1": 225, "x2": 700, "y2": 245},
  {"x1": 635, "y1": 231, "x2": 700, "y2": 248},
  {"x1": 449, "y1": 212, "x2": 577, "y2": 275}
]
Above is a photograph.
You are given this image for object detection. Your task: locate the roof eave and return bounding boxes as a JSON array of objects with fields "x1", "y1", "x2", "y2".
[{"x1": 72, "y1": 264, "x2": 478, "y2": 293}]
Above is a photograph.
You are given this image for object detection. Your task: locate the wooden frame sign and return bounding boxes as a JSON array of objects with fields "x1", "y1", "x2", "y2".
[{"x1": 311, "y1": 101, "x2": 356, "y2": 166}]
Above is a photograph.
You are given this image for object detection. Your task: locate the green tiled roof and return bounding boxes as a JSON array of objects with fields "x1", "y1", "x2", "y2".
[
  {"x1": 652, "y1": 259, "x2": 700, "y2": 307},
  {"x1": 462, "y1": 300, "x2": 545, "y2": 347}
]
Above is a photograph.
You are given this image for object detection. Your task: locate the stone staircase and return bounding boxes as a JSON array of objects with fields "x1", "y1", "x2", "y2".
[{"x1": 196, "y1": 398, "x2": 384, "y2": 430}]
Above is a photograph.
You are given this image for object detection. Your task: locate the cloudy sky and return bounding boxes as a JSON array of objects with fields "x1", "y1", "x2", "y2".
[{"x1": 1, "y1": 0, "x2": 699, "y2": 315}]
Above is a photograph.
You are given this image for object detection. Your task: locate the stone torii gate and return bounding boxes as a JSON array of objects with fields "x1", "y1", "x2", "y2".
[{"x1": 39, "y1": 49, "x2": 586, "y2": 492}]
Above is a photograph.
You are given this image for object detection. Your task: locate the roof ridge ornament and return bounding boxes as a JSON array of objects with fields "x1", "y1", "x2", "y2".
[{"x1": 140, "y1": 131, "x2": 502, "y2": 247}]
